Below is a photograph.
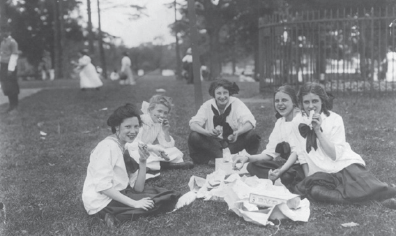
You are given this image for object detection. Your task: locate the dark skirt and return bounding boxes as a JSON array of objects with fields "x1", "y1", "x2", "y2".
[
  {"x1": 95, "y1": 186, "x2": 180, "y2": 223},
  {"x1": 247, "y1": 160, "x2": 305, "y2": 190},
  {"x1": 0, "y1": 63, "x2": 19, "y2": 96},
  {"x1": 188, "y1": 130, "x2": 261, "y2": 164},
  {"x1": 292, "y1": 164, "x2": 396, "y2": 203}
]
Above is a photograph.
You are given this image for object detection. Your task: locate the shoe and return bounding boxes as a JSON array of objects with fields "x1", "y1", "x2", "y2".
[
  {"x1": 161, "y1": 161, "x2": 194, "y2": 170},
  {"x1": 104, "y1": 213, "x2": 115, "y2": 228},
  {"x1": 310, "y1": 186, "x2": 348, "y2": 204},
  {"x1": 381, "y1": 198, "x2": 396, "y2": 209}
]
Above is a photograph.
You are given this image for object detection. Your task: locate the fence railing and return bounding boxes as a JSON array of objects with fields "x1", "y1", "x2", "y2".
[{"x1": 258, "y1": 7, "x2": 396, "y2": 93}]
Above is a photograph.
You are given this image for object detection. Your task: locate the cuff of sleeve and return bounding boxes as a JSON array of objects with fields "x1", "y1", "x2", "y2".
[
  {"x1": 95, "y1": 182, "x2": 112, "y2": 193},
  {"x1": 296, "y1": 151, "x2": 307, "y2": 164},
  {"x1": 261, "y1": 150, "x2": 277, "y2": 160}
]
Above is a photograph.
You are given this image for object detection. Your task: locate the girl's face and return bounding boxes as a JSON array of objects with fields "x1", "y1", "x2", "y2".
[
  {"x1": 116, "y1": 117, "x2": 140, "y2": 145},
  {"x1": 149, "y1": 104, "x2": 170, "y2": 123},
  {"x1": 302, "y1": 92, "x2": 322, "y2": 114},
  {"x1": 274, "y1": 91, "x2": 295, "y2": 121},
  {"x1": 214, "y1": 86, "x2": 230, "y2": 107}
]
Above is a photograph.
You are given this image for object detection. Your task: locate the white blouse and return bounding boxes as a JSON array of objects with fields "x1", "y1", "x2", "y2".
[
  {"x1": 121, "y1": 56, "x2": 131, "y2": 72},
  {"x1": 293, "y1": 111, "x2": 365, "y2": 176},
  {"x1": 137, "y1": 114, "x2": 175, "y2": 148},
  {"x1": 262, "y1": 112, "x2": 304, "y2": 160},
  {"x1": 82, "y1": 138, "x2": 138, "y2": 215},
  {"x1": 189, "y1": 96, "x2": 256, "y2": 132}
]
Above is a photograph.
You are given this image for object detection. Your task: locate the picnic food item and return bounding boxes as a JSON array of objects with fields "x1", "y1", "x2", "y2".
[
  {"x1": 308, "y1": 110, "x2": 314, "y2": 124},
  {"x1": 138, "y1": 142, "x2": 148, "y2": 151}
]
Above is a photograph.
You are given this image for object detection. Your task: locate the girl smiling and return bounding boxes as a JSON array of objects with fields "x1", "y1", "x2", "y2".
[
  {"x1": 188, "y1": 79, "x2": 261, "y2": 164},
  {"x1": 82, "y1": 104, "x2": 180, "y2": 226},
  {"x1": 233, "y1": 85, "x2": 307, "y2": 188}
]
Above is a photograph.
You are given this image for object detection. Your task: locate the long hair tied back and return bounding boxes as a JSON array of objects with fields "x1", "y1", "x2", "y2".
[
  {"x1": 107, "y1": 103, "x2": 141, "y2": 133},
  {"x1": 298, "y1": 82, "x2": 335, "y2": 116},
  {"x1": 208, "y1": 79, "x2": 239, "y2": 97}
]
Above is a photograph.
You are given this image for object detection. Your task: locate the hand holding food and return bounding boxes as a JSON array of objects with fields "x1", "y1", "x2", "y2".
[
  {"x1": 268, "y1": 169, "x2": 281, "y2": 181},
  {"x1": 227, "y1": 131, "x2": 238, "y2": 143},
  {"x1": 159, "y1": 150, "x2": 170, "y2": 161},
  {"x1": 308, "y1": 110, "x2": 315, "y2": 124},
  {"x1": 138, "y1": 142, "x2": 150, "y2": 162}
]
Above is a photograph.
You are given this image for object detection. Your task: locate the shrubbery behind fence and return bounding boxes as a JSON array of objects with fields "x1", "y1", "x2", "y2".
[{"x1": 259, "y1": 7, "x2": 396, "y2": 93}]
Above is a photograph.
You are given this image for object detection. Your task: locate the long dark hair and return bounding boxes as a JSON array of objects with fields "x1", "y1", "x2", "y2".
[
  {"x1": 297, "y1": 82, "x2": 334, "y2": 117},
  {"x1": 274, "y1": 85, "x2": 298, "y2": 119},
  {"x1": 208, "y1": 79, "x2": 239, "y2": 97},
  {"x1": 107, "y1": 103, "x2": 142, "y2": 133}
]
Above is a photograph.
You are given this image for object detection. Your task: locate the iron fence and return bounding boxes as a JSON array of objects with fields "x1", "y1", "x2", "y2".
[{"x1": 258, "y1": 7, "x2": 396, "y2": 93}]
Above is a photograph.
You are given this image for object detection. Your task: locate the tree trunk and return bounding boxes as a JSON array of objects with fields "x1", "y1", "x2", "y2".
[
  {"x1": 208, "y1": 31, "x2": 221, "y2": 80},
  {"x1": 53, "y1": 0, "x2": 61, "y2": 79},
  {"x1": 87, "y1": 0, "x2": 94, "y2": 55},
  {"x1": 97, "y1": 0, "x2": 107, "y2": 79},
  {"x1": 58, "y1": 0, "x2": 65, "y2": 78},
  {"x1": 0, "y1": 0, "x2": 6, "y2": 27}
]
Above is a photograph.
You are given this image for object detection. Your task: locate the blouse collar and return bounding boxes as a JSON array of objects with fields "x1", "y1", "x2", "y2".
[{"x1": 209, "y1": 96, "x2": 237, "y2": 112}]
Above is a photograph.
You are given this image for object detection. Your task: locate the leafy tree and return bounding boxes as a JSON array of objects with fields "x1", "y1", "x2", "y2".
[{"x1": 5, "y1": 0, "x2": 83, "y2": 68}]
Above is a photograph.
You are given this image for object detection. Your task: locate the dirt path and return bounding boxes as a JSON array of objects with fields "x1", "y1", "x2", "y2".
[{"x1": 0, "y1": 88, "x2": 42, "y2": 105}]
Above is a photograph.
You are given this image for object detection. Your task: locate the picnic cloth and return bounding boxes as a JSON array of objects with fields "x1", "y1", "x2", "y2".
[{"x1": 174, "y1": 169, "x2": 310, "y2": 226}]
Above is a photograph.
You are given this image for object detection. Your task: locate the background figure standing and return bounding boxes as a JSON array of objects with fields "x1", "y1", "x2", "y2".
[
  {"x1": 182, "y1": 48, "x2": 193, "y2": 84},
  {"x1": 120, "y1": 52, "x2": 135, "y2": 85},
  {"x1": 0, "y1": 25, "x2": 19, "y2": 113},
  {"x1": 73, "y1": 50, "x2": 103, "y2": 91}
]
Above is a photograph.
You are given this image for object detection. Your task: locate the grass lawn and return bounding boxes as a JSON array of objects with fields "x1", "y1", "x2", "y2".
[{"x1": 0, "y1": 75, "x2": 396, "y2": 236}]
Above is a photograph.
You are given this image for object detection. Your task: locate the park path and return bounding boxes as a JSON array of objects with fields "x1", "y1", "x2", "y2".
[
  {"x1": 0, "y1": 88, "x2": 42, "y2": 105},
  {"x1": 0, "y1": 76, "x2": 270, "y2": 105}
]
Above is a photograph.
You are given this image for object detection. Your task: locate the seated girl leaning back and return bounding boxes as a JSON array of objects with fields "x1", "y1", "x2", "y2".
[
  {"x1": 82, "y1": 103, "x2": 180, "y2": 226},
  {"x1": 130, "y1": 95, "x2": 194, "y2": 173},
  {"x1": 233, "y1": 85, "x2": 307, "y2": 189},
  {"x1": 289, "y1": 82, "x2": 396, "y2": 209}
]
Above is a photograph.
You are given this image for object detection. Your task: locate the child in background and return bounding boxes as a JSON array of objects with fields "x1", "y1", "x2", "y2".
[{"x1": 128, "y1": 95, "x2": 194, "y2": 175}]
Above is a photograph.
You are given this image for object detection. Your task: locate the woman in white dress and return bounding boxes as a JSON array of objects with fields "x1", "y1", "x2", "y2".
[
  {"x1": 74, "y1": 50, "x2": 103, "y2": 90},
  {"x1": 120, "y1": 52, "x2": 135, "y2": 85}
]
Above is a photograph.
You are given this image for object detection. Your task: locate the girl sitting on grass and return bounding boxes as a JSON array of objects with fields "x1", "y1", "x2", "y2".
[
  {"x1": 233, "y1": 85, "x2": 307, "y2": 189},
  {"x1": 82, "y1": 104, "x2": 180, "y2": 227},
  {"x1": 188, "y1": 79, "x2": 261, "y2": 165},
  {"x1": 291, "y1": 82, "x2": 396, "y2": 209},
  {"x1": 130, "y1": 95, "x2": 194, "y2": 173}
]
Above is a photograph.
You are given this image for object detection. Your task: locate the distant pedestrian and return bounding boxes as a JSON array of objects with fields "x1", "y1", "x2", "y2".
[
  {"x1": 182, "y1": 48, "x2": 193, "y2": 84},
  {"x1": 0, "y1": 25, "x2": 19, "y2": 113},
  {"x1": 73, "y1": 50, "x2": 103, "y2": 91},
  {"x1": 119, "y1": 52, "x2": 135, "y2": 85},
  {"x1": 110, "y1": 69, "x2": 119, "y2": 81}
]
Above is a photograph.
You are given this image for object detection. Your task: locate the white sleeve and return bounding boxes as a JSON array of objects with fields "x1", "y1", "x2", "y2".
[
  {"x1": 89, "y1": 143, "x2": 115, "y2": 192},
  {"x1": 330, "y1": 115, "x2": 348, "y2": 161},
  {"x1": 235, "y1": 100, "x2": 256, "y2": 128},
  {"x1": 290, "y1": 114, "x2": 309, "y2": 164},
  {"x1": 261, "y1": 120, "x2": 281, "y2": 159},
  {"x1": 8, "y1": 54, "x2": 18, "y2": 71},
  {"x1": 157, "y1": 131, "x2": 176, "y2": 148},
  {"x1": 189, "y1": 101, "x2": 209, "y2": 127}
]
